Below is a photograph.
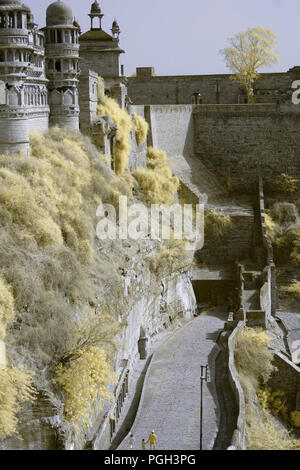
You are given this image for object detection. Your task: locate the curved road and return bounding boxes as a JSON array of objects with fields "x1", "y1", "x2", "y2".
[{"x1": 118, "y1": 309, "x2": 228, "y2": 451}]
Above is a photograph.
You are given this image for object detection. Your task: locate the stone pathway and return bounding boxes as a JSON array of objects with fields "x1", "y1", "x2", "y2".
[{"x1": 118, "y1": 309, "x2": 228, "y2": 451}]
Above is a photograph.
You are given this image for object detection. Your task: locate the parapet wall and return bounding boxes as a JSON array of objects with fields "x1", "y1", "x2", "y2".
[
  {"x1": 145, "y1": 105, "x2": 194, "y2": 158},
  {"x1": 227, "y1": 321, "x2": 247, "y2": 450},
  {"x1": 128, "y1": 69, "x2": 292, "y2": 106}
]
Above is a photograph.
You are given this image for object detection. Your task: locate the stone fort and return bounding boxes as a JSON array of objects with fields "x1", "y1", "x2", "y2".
[
  {"x1": 0, "y1": 0, "x2": 299, "y2": 194},
  {"x1": 0, "y1": 1, "x2": 299, "y2": 451}
]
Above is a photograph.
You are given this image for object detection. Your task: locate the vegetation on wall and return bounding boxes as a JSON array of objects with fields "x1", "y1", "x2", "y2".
[
  {"x1": 97, "y1": 79, "x2": 132, "y2": 176},
  {"x1": 265, "y1": 202, "x2": 300, "y2": 265},
  {"x1": 133, "y1": 147, "x2": 180, "y2": 205},
  {"x1": 133, "y1": 113, "x2": 149, "y2": 147},
  {"x1": 281, "y1": 281, "x2": 300, "y2": 300},
  {"x1": 205, "y1": 210, "x2": 232, "y2": 238},
  {"x1": 235, "y1": 327, "x2": 300, "y2": 450},
  {"x1": 257, "y1": 387, "x2": 289, "y2": 421},
  {"x1": 275, "y1": 173, "x2": 298, "y2": 195}
]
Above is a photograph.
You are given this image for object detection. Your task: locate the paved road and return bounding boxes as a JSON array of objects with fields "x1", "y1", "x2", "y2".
[{"x1": 118, "y1": 309, "x2": 227, "y2": 451}]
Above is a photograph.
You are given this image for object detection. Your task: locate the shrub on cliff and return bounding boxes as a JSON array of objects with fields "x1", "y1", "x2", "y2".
[
  {"x1": 55, "y1": 346, "x2": 116, "y2": 430},
  {"x1": 0, "y1": 127, "x2": 134, "y2": 437},
  {"x1": 133, "y1": 147, "x2": 180, "y2": 205},
  {"x1": 0, "y1": 366, "x2": 35, "y2": 439},
  {"x1": 133, "y1": 113, "x2": 149, "y2": 147},
  {"x1": 0, "y1": 277, "x2": 14, "y2": 341},
  {"x1": 153, "y1": 240, "x2": 194, "y2": 277},
  {"x1": 97, "y1": 79, "x2": 132, "y2": 176},
  {"x1": 0, "y1": 276, "x2": 35, "y2": 440}
]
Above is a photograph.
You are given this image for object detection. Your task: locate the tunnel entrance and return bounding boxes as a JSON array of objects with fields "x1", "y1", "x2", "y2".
[{"x1": 192, "y1": 280, "x2": 238, "y2": 310}]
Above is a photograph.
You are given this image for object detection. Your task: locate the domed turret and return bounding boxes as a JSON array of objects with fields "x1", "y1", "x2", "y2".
[
  {"x1": 91, "y1": 1, "x2": 101, "y2": 14},
  {"x1": 88, "y1": 0, "x2": 103, "y2": 30},
  {"x1": 111, "y1": 19, "x2": 120, "y2": 40},
  {"x1": 43, "y1": 0, "x2": 80, "y2": 130},
  {"x1": 46, "y1": 0, "x2": 73, "y2": 27}
]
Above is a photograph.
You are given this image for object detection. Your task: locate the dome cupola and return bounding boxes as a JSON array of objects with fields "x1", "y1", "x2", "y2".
[
  {"x1": 91, "y1": 1, "x2": 101, "y2": 14},
  {"x1": 46, "y1": 0, "x2": 73, "y2": 27},
  {"x1": 88, "y1": 0, "x2": 103, "y2": 30}
]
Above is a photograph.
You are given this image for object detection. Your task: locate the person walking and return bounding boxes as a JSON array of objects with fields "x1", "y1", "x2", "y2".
[
  {"x1": 142, "y1": 438, "x2": 147, "y2": 450},
  {"x1": 128, "y1": 433, "x2": 135, "y2": 450},
  {"x1": 149, "y1": 430, "x2": 157, "y2": 450}
]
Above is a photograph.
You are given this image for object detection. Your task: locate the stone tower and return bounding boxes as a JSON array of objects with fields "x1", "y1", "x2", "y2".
[
  {"x1": 0, "y1": 0, "x2": 49, "y2": 154},
  {"x1": 42, "y1": 0, "x2": 80, "y2": 129},
  {"x1": 79, "y1": 1, "x2": 127, "y2": 107}
]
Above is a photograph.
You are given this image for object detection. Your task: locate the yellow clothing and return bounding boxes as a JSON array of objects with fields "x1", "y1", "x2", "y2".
[
  {"x1": 149, "y1": 433, "x2": 157, "y2": 445},
  {"x1": 142, "y1": 442, "x2": 146, "y2": 450}
]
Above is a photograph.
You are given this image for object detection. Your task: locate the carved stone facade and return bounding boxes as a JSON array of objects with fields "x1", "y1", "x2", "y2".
[
  {"x1": 0, "y1": 0, "x2": 49, "y2": 154},
  {"x1": 42, "y1": 0, "x2": 80, "y2": 130},
  {"x1": 0, "y1": 0, "x2": 127, "y2": 155}
]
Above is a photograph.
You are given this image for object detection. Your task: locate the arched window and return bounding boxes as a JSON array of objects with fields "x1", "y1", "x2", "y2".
[
  {"x1": 57, "y1": 30, "x2": 62, "y2": 43},
  {"x1": 55, "y1": 60, "x2": 61, "y2": 72},
  {"x1": 64, "y1": 89, "x2": 73, "y2": 105},
  {"x1": 8, "y1": 89, "x2": 19, "y2": 106},
  {"x1": 17, "y1": 12, "x2": 22, "y2": 28},
  {"x1": 65, "y1": 30, "x2": 70, "y2": 43},
  {"x1": 8, "y1": 13, "x2": 14, "y2": 28},
  {"x1": 50, "y1": 89, "x2": 61, "y2": 105}
]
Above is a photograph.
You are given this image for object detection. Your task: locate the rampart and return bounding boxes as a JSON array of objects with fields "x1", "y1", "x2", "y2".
[
  {"x1": 128, "y1": 67, "x2": 294, "y2": 106},
  {"x1": 193, "y1": 103, "x2": 300, "y2": 192}
]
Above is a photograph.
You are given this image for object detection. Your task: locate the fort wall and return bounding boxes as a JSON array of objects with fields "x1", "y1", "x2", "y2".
[
  {"x1": 193, "y1": 103, "x2": 300, "y2": 192},
  {"x1": 128, "y1": 67, "x2": 293, "y2": 105}
]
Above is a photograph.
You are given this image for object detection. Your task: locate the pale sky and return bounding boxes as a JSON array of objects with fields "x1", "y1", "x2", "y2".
[{"x1": 33, "y1": 0, "x2": 299, "y2": 76}]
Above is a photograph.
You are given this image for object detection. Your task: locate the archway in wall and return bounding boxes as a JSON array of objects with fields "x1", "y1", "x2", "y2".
[{"x1": 192, "y1": 280, "x2": 238, "y2": 311}]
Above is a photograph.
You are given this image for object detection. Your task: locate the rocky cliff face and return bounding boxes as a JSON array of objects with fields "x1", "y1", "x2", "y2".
[{"x1": 0, "y1": 265, "x2": 196, "y2": 450}]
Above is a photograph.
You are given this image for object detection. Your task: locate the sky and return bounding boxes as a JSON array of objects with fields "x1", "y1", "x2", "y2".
[{"x1": 33, "y1": 0, "x2": 300, "y2": 76}]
